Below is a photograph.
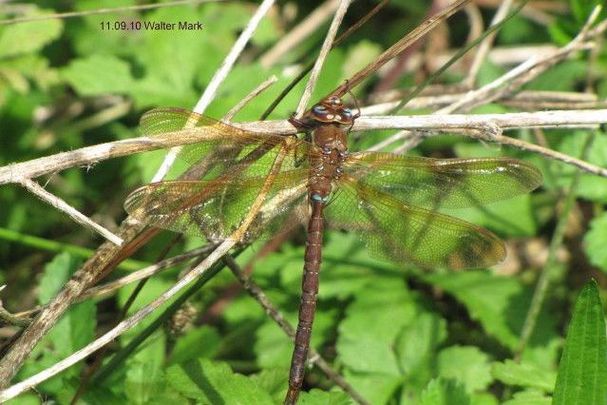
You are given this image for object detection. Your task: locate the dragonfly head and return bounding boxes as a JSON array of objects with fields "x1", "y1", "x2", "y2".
[{"x1": 309, "y1": 96, "x2": 355, "y2": 126}]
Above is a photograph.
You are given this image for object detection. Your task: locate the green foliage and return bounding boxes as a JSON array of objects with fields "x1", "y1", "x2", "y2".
[
  {"x1": 492, "y1": 360, "x2": 556, "y2": 392},
  {"x1": 166, "y1": 359, "x2": 274, "y2": 404},
  {"x1": 584, "y1": 212, "x2": 607, "y2": 273},
  {"x1": 553, "y1": 280, "x2": 607, "y2": 404}
]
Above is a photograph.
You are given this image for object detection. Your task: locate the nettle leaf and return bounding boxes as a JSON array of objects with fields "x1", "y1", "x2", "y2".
[
  {"x1": 437, "y1": 346, "x2": 493, "y2": 393},
  {"x1": 419, "y1": 378, "x2": 470, "y2": 405},
  {"x1": 553, "y1": 280, "x2": 607, "y2": 404},
  {"x1": 61, "y1": 54, "x2": 134, "y2": 96},
  {"x1": 492, "y1": 360, "x2": 556, "y2": 392},
  {"x1": 166, "y1": 359, "x2": 273, "y2": 404},
  {"x1": 0, "y1": 9, "x2": 62, "y2": 59},
  {"x1": 584, "y1": 213, "x2": 607, "y2": 273}
]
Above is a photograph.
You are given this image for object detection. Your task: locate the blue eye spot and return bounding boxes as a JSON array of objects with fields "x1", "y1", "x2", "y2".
[{"x1": 313, "y1": 105, "x2": 326, "y2": 114}]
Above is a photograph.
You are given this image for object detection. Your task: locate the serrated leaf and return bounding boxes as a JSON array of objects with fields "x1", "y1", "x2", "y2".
[
  {"x1": 61, "y1": 54, "x2": 134, "y2": 96},
  {"x1": 502, "y1": 389, "x2": 552, "y2": 405},
  {"x1": 553, "y1": 280, "x2": 607, "y2": 404},
  {"x1": 166, "y1": 359, "x2": 273, "y2": 404},
  {"x1": 0, "y1": 10, "x2": 62, "y2": 58},
  {"x1": 584, "y1": 212, "x2": 607, "y2": 273},
  {"x1": 437, "y1": 346, "x2": 493, "y2": 393},
  {"x1": 420, "y1": 378, "x2": 470, "y2": 405},
  {"x1": 491, "y1": 360, "x2": 556, "y2": 392}
]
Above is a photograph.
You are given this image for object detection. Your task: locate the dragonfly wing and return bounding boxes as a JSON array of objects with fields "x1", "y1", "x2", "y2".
[
  {"x1": 325, "y1": 175, "x2": 506, "y2": 269},
  {"x1": 140, "y1": 108, "x2": 312, "y2": 178},
  {"x1": 125, "y1": 170, "x2": 309, "y2": 242},
  {"x1": 344, "y1": 153, "x2": 542, "y2": 209}
]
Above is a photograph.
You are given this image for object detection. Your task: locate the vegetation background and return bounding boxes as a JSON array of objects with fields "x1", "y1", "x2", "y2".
[{"x1": 0, "y1": 0, "x2": 606, "y2": 403}]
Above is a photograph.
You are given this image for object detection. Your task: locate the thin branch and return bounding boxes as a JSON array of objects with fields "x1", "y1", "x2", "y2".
[
  {"x1": 0, "y1": 238, "x2": 236, "y2": 402},
  {"x1": 329, "y1": 0, "x2": 471, "y2": 99},
  {"x1": 222, "y1": 256, "x2": 370, "y2": 405},
  {"x1": 438, "y1": 14, "x2": 607, "y2": 114},
  {"x1": 294, "y1": 0, "x2": 352, "y2": 116},
  {"x1": 223, "y1": 75, "x2": 278, "y2": 122},
  {"x1": 19, "y1": 179, "x2": 123, "y2": 246},
  {"x1": 81, "y1": 246, "x2": 214, "y2": 300},
  {"x1": 465, "y1": 0, "x2": 513, "y2": 86},
  {"x1": 260, "y1": 0, "x2": 340, "y2": 68},
  {"x1": 2, "y1": 109, "x2": 606, "y2": 187}
]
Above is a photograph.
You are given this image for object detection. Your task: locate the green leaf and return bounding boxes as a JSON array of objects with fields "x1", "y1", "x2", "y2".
[
  {"x1": 337, "y1": 278, "x2": 417, "y2": 403},
  {"x1": 337, "y1": 279, "x2": 416, "y2": 375},
  {"x1": 0, "y1": 9, "x2": 62, "y2": 58},
  {"x1": 299, "y1": 388, "x2": 352, "y2": 404},
  {"x1": 491, "y1": 360, "x2": 556, "y2": 392},
  {"x1": 420, "y1": 378, "x2": 471, "y2": 405},
  {"x1": 553, "y1": 131, "x2": 607, "y2": 203},
  {"x1": 166, "y1": 359, "x2": 273, "y2": 404},
  {"x1": 20, "y1": 253, "x2": 94, "y2": 396},
  {"x1": 395, "y1": 311, "x2": 447, "y2": 389},
  {"x1": 169, "y1": 326, "x2": 221, "y2": 365},
  {"x1": 125, "y1": 334, "x2": 166, "y2": 404},
  {"x1": 437, "y1": 346, "x2": 493, "y2": 393},
  {"x1": 553, "y1": 280, "x2": 607, "y2": 404},
  {"x1": 38, "y1": 252, "x2": 81, "y2": 304},
  {"x1": 61, "y1": 54, "x2": 134, "y2": 96},
  {"x1": 584, "y1": 212, "x2": 607, "y2": 273},
  {"x1": 502, "y1": 389, "x2": 552, "y2": 405}
]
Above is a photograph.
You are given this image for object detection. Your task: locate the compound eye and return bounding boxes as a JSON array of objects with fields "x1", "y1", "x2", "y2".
[
  {"x1": 313, "y1": 105, "x2": 327, "y2": 115},
  {"x1": 342, "y1": 109, "x2": 352, "y2": 119}
]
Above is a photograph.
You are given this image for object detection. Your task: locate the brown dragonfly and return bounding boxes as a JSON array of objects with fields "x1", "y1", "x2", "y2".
[{"x1": 124, "y1": 96, "x2": 542, "y2": 403}]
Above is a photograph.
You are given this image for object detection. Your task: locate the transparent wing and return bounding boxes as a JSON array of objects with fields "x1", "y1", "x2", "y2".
[
  {"x1": 344, "y1": 153, "x2": 542, "y2": 209},
  {"x1": 325, "y1": 175, "x2": 506, "y2": 269},
  {"x1": 125, "y1": 169, "x2": 309, "y2": 242},
  {"x1": 140, "y1": 108, "x2": 314, "y2": 178}
]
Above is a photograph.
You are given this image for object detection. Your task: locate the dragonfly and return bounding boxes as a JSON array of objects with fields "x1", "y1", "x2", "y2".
[{"x1": 124, "y1": 96, "x2": 542, "y2": 403}]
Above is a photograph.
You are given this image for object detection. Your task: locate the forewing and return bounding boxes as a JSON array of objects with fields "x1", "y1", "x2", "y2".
[
  {"x1": 140, "y1": 108, "x2": 313, "y2": 178},
  {"x1": 125, "y1": 169, "x2": 309, "y2": 242},
  {"x1": 325, "y1": 175, "x2": 506, "y2": 269},
  {"x1": 344, "y1": 153, "x2": 542, "y2": 209}
]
